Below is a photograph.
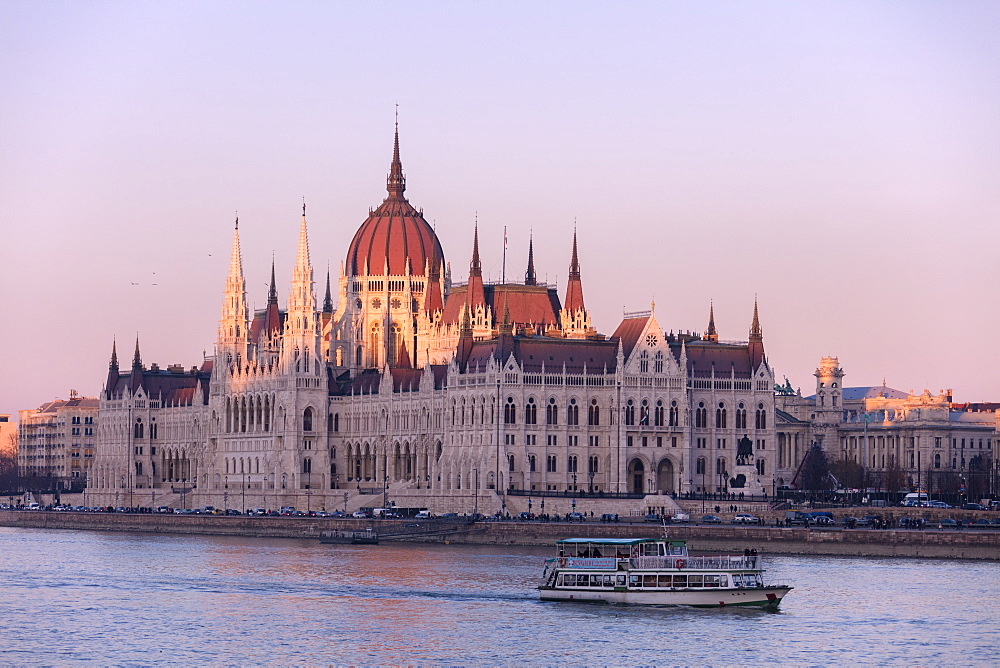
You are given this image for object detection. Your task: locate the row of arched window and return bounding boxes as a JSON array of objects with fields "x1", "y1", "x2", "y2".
[{"x1": 624, "y1": 399, "x2": 680, "y2": 427}]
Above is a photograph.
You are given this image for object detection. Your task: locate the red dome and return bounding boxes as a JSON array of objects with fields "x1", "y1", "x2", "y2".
[
  {"x1": 346, "y1": 198, "x2": 444, "y2": 277},
  {"x1": 346, "y1": 129, "x2": 445, "y2": 277}
]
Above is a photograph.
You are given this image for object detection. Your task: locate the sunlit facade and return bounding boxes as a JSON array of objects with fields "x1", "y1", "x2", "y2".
[{"x1": 90, "y1": 130, "x2": 777, "y2": 512}]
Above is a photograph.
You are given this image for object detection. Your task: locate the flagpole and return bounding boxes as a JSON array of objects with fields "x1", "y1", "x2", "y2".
[{"x1": 502, "y1": 225, "x2": 507, "y2": 284}]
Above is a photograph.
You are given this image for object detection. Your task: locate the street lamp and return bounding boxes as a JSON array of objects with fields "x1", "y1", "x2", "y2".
[
  {"x1": 589, "y1": 469, "x2": 595, "y2": 494},
  {"x1": 243, "y1": 474, "x2": 247, "y2": 514},
  {"x1": 473, "y1": 468, "x2": 479, "y2": 517},
  {"x1": 262, "y1": 475, "x2": 268, "y2": 513}
]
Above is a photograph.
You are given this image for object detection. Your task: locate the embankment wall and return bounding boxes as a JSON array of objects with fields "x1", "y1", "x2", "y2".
[{"x1": 2, "y1": 512, "x2": 997, "y2": 560}]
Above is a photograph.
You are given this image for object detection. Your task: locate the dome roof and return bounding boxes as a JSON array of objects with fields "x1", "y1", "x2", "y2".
[{"x1": 346, "y1": 129, "x2": 445, "y2": 277}]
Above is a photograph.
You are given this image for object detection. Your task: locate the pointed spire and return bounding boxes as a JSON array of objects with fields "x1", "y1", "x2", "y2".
[
  {"x1": 750, "y1": 298, "x2": 762, "y2": 340},
  {"x1": 748, "y1": 297, "x2": 765, "y2": 367},
  {"x1": 109, "y1": 339, "x2": 119, "y2": 371},
  {"x1": 423, "y1": 257, "x2": 445, "y2": 315},
  {"x1": 287, "y1": 200, "x2": 316, "y2": 332},
  {"x1": 268, "y1": 260, "x2": 278, "y2": 305},
  {"x1": 569, "y1": 227, "x2": 581, "y2": 281},
  {"x1": 323, "y1": 268, "x2": 334, "y2": 313},
  {"x1": 563, "y1": 228, "x2": 585, "y2": 312},
  {"x1": 525, "y1": 233, "x2": 537, "y2": 286},
  {"x1": 132, "y1": 336, "x2": 142, "y2": 369},
  {"x1": 467, "y1": 223, "x2": 486, "y2": 308},
  {"x1": 471, "y1": 222, "x2": 482, "y2": 275},
  {"x1": 706, "y1": 301, "x2": 719, "y2": 342},
  {"x1": 387, "y1": 113, "x2": 406, "y2": 198}
]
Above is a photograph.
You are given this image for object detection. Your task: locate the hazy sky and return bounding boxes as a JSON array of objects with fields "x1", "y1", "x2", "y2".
[{"x1": 2, "y1": 1, "x2": 998, "y2": 418}]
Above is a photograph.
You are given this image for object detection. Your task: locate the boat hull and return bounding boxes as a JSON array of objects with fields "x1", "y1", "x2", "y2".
[{"x1": 538, "y1": 585, "x2": 792, "y2": 608}]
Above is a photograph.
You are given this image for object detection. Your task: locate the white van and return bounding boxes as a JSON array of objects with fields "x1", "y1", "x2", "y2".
[
  {"x1": 415, "y1": 510, "x2": 432, "y2": 519},
  {"x1": 901, "y1": 492, "x2": 928, "y2": 506}
]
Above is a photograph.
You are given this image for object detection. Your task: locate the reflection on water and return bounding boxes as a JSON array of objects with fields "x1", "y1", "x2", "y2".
[{"x1": 1, "y1": 527, "x2": 998, "y2": 665}]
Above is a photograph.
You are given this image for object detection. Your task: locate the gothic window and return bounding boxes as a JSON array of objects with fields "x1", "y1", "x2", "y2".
[
  {"x1": 625, "y1": 399, "x2": 635, "y2": 426},
  {"x1": 716, "y1": 457, "x2": 727, "y2": 475},
  {"x1": 696, "y1": 457, "x2": 706, "y2": 475},
  {"x1": 568, "y1": 455, "x2": 578, "y2": 473},
  {"x1": 567, "y1": 399, "x2": 579, "y2": 426},
  {"x1": 388, "y1": 322, "x2": 402, "y2": 367},
  {"x1": 669, "y1": 400, "x2": 679, "y2": 427},
  {"x1": 149, "y1": 421, "x2": 157, "y2": 439},
  {"x1": 588, "y1": 399, "x2": 600, "y2": 426},
  {"x1": 529, "y1": 454, "x2": 536, "y2": 472},
  {"x1": 369, "y1": 322, "x2": 381, "y2": 368},
  {"x1": 546, "y1": 398, "x2": 558, "y2": 425},
  {"x1": 133, "y1": 419, "x2": 143, "y2": 439},
  {"x1": 588, "y1": 456, "x2": 599, "y2": 474},
  {"x1": 508, "y1": 455, "x2": 515, "y2": 472},
  {"x1": 934, "y1": 453, "x2": 941, "y2": 469},
  {"x1": 546, "y1": 455, "x2": 557, "y2": 473},
  {"x1": 525, "y1": 398, "x2": 537, "y2": 425},
  {"x1": 654, "y1": 400, "x2": 664, "y2": 427},
  {"x1": 504, "y1": 397, "x2": 516, "y2": 424},
  {"x1": 302, "y1": 407, "x2": 314, "y2": 432},
  {"x1": 639, "y1": 350, "x2": 649, "y2": 373},
  {"x1": 654, "y1": 351, "x2": 664, "y2": 373},
  {"x1": 639, "y1": 400, "x2": 650, "y2": 425},
  {"x1": 756, "y1": 458, "x2": 766, "y2": 475},
  {"x1": 755, "y1": 403, "x2": 767, "y2": 429},
  {"x1": 695, "y1": 402, "x2": 707, "y2": 428},
  {"x1": 356, "y1": 346, "x2": 363, "y2": 366},
  {"x1": 716, "y1": 402, "x2": 727, "y2": 429},
  {"x1": 736, "y1": 403, "x2": 747, "y2": 429}
]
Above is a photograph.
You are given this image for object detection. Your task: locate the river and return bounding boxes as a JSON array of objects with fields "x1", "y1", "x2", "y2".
[{"x1": 1, "y1": 527, "x2": 997, "y2": 665}]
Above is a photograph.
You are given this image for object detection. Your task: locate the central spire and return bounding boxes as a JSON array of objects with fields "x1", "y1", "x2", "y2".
[{"x1": 387, "y1": 114, "x2": 406, "y2": 199}]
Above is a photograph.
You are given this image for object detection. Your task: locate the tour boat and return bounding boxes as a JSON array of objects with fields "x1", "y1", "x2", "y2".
[
  {"x1": 539, "y1": 537, "x2": 792, "y2": 608},
  {"x1": 319, "y1": 528, "x2": 379, "y2": 545}
]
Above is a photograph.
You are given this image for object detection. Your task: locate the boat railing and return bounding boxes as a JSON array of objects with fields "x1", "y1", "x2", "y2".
[{"x1": 632, "y1": 555, "x2": 761, "y2": 570}]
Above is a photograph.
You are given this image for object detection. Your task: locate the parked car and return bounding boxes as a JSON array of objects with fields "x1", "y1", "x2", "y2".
[
  {"x1": 732, "y1": 514, "x2": 758, "y2": 524},
  {"x1": 600, "y1": 513, "x2": 619, "y2": 523},
  {"x1": 567, "y1": 512, "x2": 586, "y2": 522},
  {"x1": 330, "y1": 510, "x2": 346, "y2": 518},
  {"x1": 671, "y1": 512, "x2": 690, "y2": 523},
  {"x1": 644, "y1": 513, "x2": 662, "y2": 522},
  {"x1": 811, "y1": 515, "x2": 835, "y2": 526},
  {"x1": 968, "y1": 518, "x2": 993, "y2": 529},
  {"x1": 352, "y1": 510, "x2": 370, "y2": 519},
  {"x1": 962, "y1": 503, "x2": 987, "y2": 511},
  {"x1": 699, "y1": 514, "x2": 722, "y2": 524},
  {"x1": 939, "y1": 518, "x2": 958, "y2": 529},
  {"x1": 928, "y1": 500, "x2": 952, "y2": 509}
]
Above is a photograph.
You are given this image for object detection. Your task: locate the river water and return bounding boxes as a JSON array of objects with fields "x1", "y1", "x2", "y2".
[{"x1": 1, "y1": 527, "x2": 997, "y2": 666}]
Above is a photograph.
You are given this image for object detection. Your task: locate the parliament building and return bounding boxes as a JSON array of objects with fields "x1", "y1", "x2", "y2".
[{"x1": 88, "y1": 128, "x2": 778, "y2": 514}]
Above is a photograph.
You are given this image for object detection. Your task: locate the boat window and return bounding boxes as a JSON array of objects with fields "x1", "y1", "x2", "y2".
[
  {"x1": 615, "y1": 575, "x2": 626, "y2": 587},
  {"x1": 688, "y1": 575, "x2": 704, "y2": 587},
  {"x1": 564, "y1": 574, "x2": 576, "y2": 586},
  {"x1": 704, "y1": 575, "x2": 722, "y2": 588},
  {"x1": 672, "y1": 575, "x2": 686, "y2": 587},
  {"x1": 629, "y1": 575, "x2": 641, "y2": 587},
  {"x1": 556, "y1": 574, "x2": 565, "y2": 586},
  {"x1": 657, "y1": 575, "x2": 672, "y2": 587},
  {"x1": 590, "y1": 574, "x2": 601, "y2": 587},
  {"x1": 602, "y1": 575, "x2": 613, "y2": 587},
  {"x1": 642, "y1": 543, "x2": 660, "y2": 556},
  {"x1": 642, "y1": 575, "x2": 657, "y2": 587}
]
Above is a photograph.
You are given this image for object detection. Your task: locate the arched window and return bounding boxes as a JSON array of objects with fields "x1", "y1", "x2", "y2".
[
  {"x1": 588, "y1": 399, "x2": 600, "y2": 426},
  {"x1": 934, "y1": 453, "x2": 941, "y2": 469},
  {"x1": 508, "y1": 455, "x2": 515, "y2": 472},
  {"x1": 639, "y1": 399, "x2": 650, "y2": 425},
  {"x1": 302, "y1": 407, "x2": 313, "y2": 432},
  {"x1": 567, "y1": 399, "x2": 579, "y2": 426},
  {"x1": 756, "y1": 458, "x2": 766, "y2": 475},
  {"x1": 529, "y1": 455, "x2": 537, "y2": 472},
  {"x1": 625, "y1": 399, "x2": 635, "y2": 426},
  {"x1": 133, "y1": 419, "x2": 144, "y2": 439},
  {"x1": 696, "y1": 457, "x2": 706, "y2": 475},
  {"x1": 546, "y1": 398, "x2": 558, "y2": 425},
  {"x1": 755, "y1": 403, "x2": 767, "y2": 429},
  {"x1": 654, "y1": 400, "x2": 664, "y2": 427},
  {"x1": 639, "y1": 350, "x2": 649, "y2": 373},
  {"x1": 696, "y1": 402, "x2": 707, "y2": 428},
  {"x1": 369, "y1": 322, "x2": 381, "y2": 368},
  {"x1": 525, "y1": 398, "x2": 537, "y2": 425},
  {"x1": 736, "y1": 402, "x2": 747, "y2": 429},
  {"x1": 716, "y1": 402, "x2": 727, "y2": 429},
  {"x1": 654, "y1": 351, "x2": 664, "y2": 373},
  {"x1": 669, "y1": 400, "x2": 679, "y2": 427},
  {"x1": 504, "y1": 397, "x2": 516, "y2": 424}
]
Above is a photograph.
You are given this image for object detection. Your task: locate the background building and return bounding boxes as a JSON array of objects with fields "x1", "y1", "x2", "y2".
[
  {"x1": 17, "y1": 392, "x2": 98, "y2": 493},
  {"x1": 776, "y1": 357, "x2": 999, "y2": 500}
]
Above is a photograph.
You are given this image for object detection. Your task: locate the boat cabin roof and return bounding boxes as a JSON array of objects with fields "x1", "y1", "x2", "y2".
[{"x1": 556, "y1": 538, "x2": 687, "y2": 547}]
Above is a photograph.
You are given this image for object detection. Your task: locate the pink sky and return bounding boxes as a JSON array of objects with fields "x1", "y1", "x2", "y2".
[{"x1": 1, "y1": 2, "x2": 998, "y2": 418}]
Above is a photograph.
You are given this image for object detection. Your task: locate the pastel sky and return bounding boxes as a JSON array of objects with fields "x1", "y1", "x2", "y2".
[{"x1": 2, "y1": 1, "x2": 998, "y2": 419}]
